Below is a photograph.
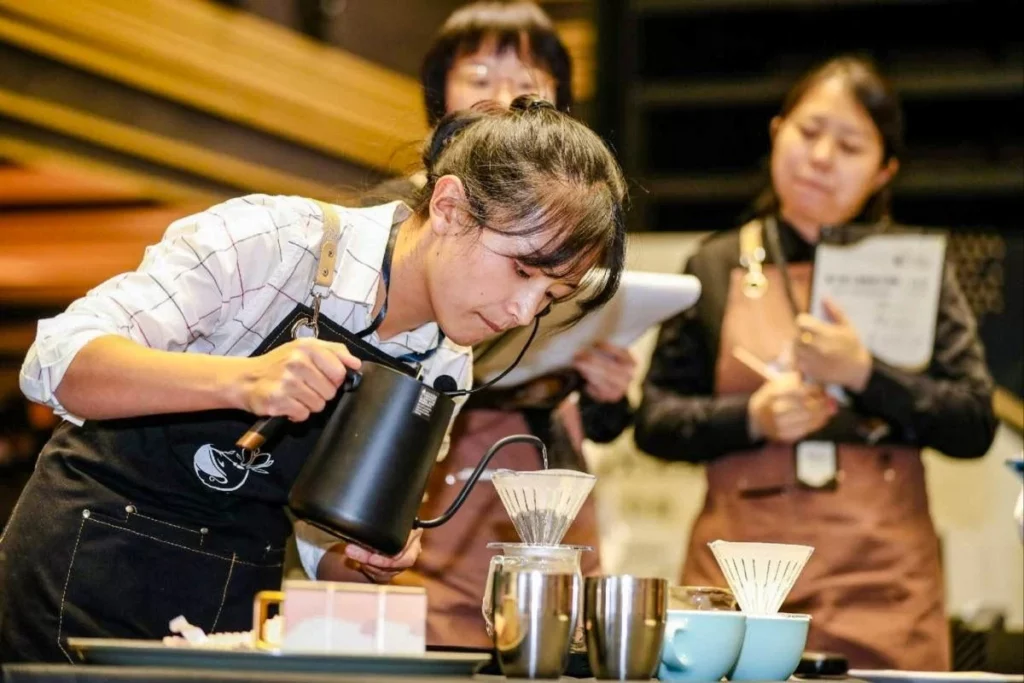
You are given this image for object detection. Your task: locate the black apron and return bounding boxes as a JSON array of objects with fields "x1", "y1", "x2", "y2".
[{"x1": 0, "y1": 208, "x2": 437, "y2": 664}]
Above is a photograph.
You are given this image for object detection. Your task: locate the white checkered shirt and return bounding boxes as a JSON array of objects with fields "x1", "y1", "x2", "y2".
[{"x1": 19, "y1": 193, "x2": 473, "y2": 576}]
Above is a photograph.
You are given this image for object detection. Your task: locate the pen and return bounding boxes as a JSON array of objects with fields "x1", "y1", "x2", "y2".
[{"x1": 732, "y1": 347, "x2": 780, "y2": 381}]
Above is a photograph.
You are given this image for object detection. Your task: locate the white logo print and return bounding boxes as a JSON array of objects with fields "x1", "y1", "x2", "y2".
[{"x1": 193, "y1": 444, "x2": 275, "y2": 492}]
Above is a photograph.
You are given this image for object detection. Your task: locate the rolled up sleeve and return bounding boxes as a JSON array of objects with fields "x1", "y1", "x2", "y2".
[{"x1": 18, "y1": 196, "x2": 296, "y2": 421}]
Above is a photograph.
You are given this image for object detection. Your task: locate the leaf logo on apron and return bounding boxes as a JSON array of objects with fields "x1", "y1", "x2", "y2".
[{"x1": 193, "y1": 444, "x2": 275, "y2": 492}]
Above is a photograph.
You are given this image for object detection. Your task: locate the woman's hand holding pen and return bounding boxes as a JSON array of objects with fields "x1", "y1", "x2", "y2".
[
  {"x1": 573, "y1": 342, "x2": 637, "y2": 403},
  {"x1": 748, "y1": 371, "x2": 837, "y2": 443},
  {"x1": 235, "y1": 338, "x2": 362, "y2": 422},
  {"x1": 794, "y1": 297, "x2": 873, "y2": 392}
]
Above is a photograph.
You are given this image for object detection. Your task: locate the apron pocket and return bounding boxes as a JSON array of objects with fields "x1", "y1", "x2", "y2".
[{"x1": 58, "y1": 505, "x2": 281, "y2": 651}]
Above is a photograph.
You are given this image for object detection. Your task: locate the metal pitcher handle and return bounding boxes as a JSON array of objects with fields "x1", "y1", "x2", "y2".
[{"x1": 481, "y1": 554, "x2": 505, "y2": 637}]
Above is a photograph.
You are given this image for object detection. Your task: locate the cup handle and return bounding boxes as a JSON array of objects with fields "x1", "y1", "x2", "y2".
[
  {"x1": 252, "y1": 590, "x2": 285, "y2": 651},
  {"x1": 481, "y1": 555, "x2": 504, "y2": 636},
  {"x1": 661, "y1": 621, "x2": 689, "y2": 671}
]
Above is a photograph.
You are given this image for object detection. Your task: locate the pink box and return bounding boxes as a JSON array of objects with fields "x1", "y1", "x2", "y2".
[{"x1": 260, "y1": 580, "x2": 426, "y2": 655}]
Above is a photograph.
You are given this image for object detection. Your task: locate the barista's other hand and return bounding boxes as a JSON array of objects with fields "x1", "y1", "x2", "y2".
[
  {"x1": 794, "y1": 298, "x2": 872, "y2": 392},
  {"x1": 344, "y1": 529, "x2": 423, "y2": 583},
  {"x1": 573, "y1": 342, "x2": 636, "y2": 403},
  {"x1": 237, "y1": 338, "x2": 362, "y2": 422},
  {"x1": 748, "y1": 372, "x2": 836, "y2": 444}
]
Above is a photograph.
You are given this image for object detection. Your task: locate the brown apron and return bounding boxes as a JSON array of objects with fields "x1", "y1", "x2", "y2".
[
  {"x1": 392, "y1": 408, "x2": 602, "y2": 648},
  {"x1": 681, "y1": 227, "x2": 950, "y2": 670}
]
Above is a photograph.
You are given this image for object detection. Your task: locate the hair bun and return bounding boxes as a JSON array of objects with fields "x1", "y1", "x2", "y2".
[{"x1": 510, "y1": 94, "x2": 556, "y2": 114}]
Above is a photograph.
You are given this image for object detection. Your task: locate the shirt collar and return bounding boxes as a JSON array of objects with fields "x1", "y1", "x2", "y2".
[
  {"x1": 329, "y1": 200, "x2": 411, "y2": 306},
  {"x1": 328, "y1": 201, "x2": 446, "y2": 356}
]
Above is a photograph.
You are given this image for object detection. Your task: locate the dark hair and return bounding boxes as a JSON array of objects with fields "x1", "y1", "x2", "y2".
[
  {"x1": 752, "y1": 55, "x2": 904, "y2": 224},
  {"x1": 413, "y1": 95, "x2": 627, "y2": 325},
  {"x1": 420, "y1": 1, "x2": 573, "y2": 126}
]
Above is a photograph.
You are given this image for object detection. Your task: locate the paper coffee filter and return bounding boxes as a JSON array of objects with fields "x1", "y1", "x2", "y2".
[
  {"x1": 492, "y1": 469, "x2": 596, "y2": 545},
  {"x1": 708, "y1": 540, "x2": 814, "y2": 615}
]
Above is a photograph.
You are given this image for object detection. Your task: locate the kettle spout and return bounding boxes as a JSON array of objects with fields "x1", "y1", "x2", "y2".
[{"x1": 414, "y1": 434, "x2": 546, "y2": 529}]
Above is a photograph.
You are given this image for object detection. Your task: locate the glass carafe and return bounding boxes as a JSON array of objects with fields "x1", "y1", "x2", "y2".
[{"x1": 482, "y1": 542, "x2": 590, "y2": 652}]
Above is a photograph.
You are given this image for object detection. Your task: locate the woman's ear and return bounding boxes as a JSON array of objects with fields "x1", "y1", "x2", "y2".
[
  {"x1": 873, "y1": 157, "x2": 900, "y2": 193},
  {"x1": 769, "y1": 116, "x2": 783, "y2": 141},
  {"x1": 428, "y1": 175, "x2": 469, "y2": 237}
]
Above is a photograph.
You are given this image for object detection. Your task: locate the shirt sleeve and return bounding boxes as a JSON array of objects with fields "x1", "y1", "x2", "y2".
[
  {"x1": 633, "y1": 257, "x2": 757, "y2": 462},
  {"x1": 849, "y1": 263, "x2": 998, "y2": 458},
  {"x1": 18, "y1": 195, "x2": 304, "y2": 422},
  {"x1": 293, "y1": 521, "x2": 343, "y2": 578},
  {"x1": 579, "y1": 394, "x2": 634, "y2": 443}
]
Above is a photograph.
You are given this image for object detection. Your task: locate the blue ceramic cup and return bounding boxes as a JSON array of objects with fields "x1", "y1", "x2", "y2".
[
  {"x1": 728, "y1": 613, "x2": 811, "y2": 681},
  {"x1": 659, "y1": 609, "x2": 746, "y2": 682}
]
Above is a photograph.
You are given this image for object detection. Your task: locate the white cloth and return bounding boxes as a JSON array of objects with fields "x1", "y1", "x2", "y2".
[{"x1": 18, "y1": 193, "x2": 473, "y2": 578}]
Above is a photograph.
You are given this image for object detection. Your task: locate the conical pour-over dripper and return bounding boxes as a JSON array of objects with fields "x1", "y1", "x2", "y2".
[
  {"x1": 492, "y1": 469, "x2": 596, "y2": 545},
  {"x1": 708, "y1": 540, "x2": 814, "y2": 615}
]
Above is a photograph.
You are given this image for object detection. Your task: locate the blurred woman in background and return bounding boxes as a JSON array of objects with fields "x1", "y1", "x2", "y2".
[
  {"x1": 634, "y1": 55, "x2": 997, "y2": 670},
  {"x1": 314, "y1": 1, "x2": 636, "y2": 649}
]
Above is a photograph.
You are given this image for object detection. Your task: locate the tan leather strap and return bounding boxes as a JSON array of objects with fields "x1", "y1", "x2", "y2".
[
  {"x1": 313, "y1": 200, "x2": 342, "y2": 291},
  {"x1": 739, "y1": 219, "x2": 763, "y2": 263},
  {"x1": 738, "y1": 219, "x2": 768, "y2": 298}
]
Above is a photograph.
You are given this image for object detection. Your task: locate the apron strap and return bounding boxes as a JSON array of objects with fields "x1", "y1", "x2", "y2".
[
  {"x1": 738, "y1": 219, "x2": 768, "y2": 298},
  {"x1": 312, "y1": 200, "x2": 342, "y2": 293}
]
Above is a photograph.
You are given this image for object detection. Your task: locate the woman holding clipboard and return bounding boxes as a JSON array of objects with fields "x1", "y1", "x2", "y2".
[{"x1": 634, "y1": 56, "x2": 997, "y2": 670}]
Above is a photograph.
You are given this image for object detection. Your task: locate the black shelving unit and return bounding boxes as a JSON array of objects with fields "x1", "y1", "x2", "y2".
[{"x1": 597, "y1": 0, "x2": 1023, "y2": 234}]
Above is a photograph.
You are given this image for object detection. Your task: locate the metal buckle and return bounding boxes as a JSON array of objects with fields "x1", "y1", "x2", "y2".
[
  {"x1": 291, "y1": 293, "x2": 324, "y2": 339},
  {"x1": 740, "y1": 246, "x2": 768, "y2": 299}
]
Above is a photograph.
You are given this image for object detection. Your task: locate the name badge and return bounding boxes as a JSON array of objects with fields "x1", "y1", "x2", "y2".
[{"x1": 795, "y1": 441, "x2": 838, "y2": 489}]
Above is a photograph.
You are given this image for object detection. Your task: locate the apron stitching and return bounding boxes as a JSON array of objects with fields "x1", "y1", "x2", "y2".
[
  {"x1": 208, "y1": 553, "x2": 237, "y2": 634},
  {"x1": 85, "y1": 518, "x2": 281, "y2": 568},
  {"x1": 56, "y1": 515, "x2": 88, "y2": 664},
  {"x1": 131, "y1": 510, "x2": 205, "y2": 536},
  {"x1": 264, "y1": 320, "x2": 295, "y2": 349}
]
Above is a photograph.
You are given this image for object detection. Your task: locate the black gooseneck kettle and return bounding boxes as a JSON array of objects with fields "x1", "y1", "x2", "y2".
[{"x1": 236, "y1": 322, "x2": 545, "y2": 557}]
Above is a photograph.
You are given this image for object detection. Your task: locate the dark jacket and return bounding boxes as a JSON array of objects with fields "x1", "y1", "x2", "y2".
[{"x1": 634, "y1": 219, "x2": 998, "y2": 463}]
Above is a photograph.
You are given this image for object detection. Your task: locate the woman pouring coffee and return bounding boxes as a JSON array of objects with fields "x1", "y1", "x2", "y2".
[
  {"x1": 304, "y1": 2, "x2": 634, "y2": 648},
  {"x1": 0, "y1": 95, "x2": 627, "y2": 663},
  {"x1": 633, "y1": 56, "x2": 997, "y2": 670}
]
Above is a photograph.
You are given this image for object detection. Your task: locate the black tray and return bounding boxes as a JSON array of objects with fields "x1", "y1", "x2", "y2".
[{"x1": 67, "y1": 638, "x2": 490, "y2": 677}]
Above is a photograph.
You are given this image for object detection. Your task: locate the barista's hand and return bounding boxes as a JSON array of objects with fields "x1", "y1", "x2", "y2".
[
  {"x1": 794, "y1": 298, "x2": 873, "y2": 392},
  {"x1": 573, "y1": 342, "x2": 636, "y2": 403},
  {"x1": 748, "y1": 372, "x2": 836, "y2": 443},
  {"x1": 236, "y1": 338, "x2": 362, "y2": 421},
  {"x1": 343, "y1": 529, "x2": 423, "y2": 583}
]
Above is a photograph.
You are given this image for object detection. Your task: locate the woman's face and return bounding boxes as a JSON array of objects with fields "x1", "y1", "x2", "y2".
[
  {"x1": 423, "y1": 178, "x2": 586, "y2": 347},
  {"x1": 770, "y1": 76, "x2": 896, "y2": 234},
  {"x1": 445, "y1": 35, "x2": 557, "y2": 113}
]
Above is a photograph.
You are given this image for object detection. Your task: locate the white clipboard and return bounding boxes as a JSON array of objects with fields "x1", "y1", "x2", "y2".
[
  {"x1": 473, "y1": 269, "x2": 702, "y2": 388},
  {"x1": 810, "y1": 225, "x2": 947, "y2": 372}
]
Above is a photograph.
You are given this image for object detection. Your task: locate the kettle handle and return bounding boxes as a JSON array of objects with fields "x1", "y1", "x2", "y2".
[
  {"x1": 235, "y1": 371, "x2": 363, "y2": 450},
  {"x1": 414, "y1": 434, "x2": 546, "y2": 529}
]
